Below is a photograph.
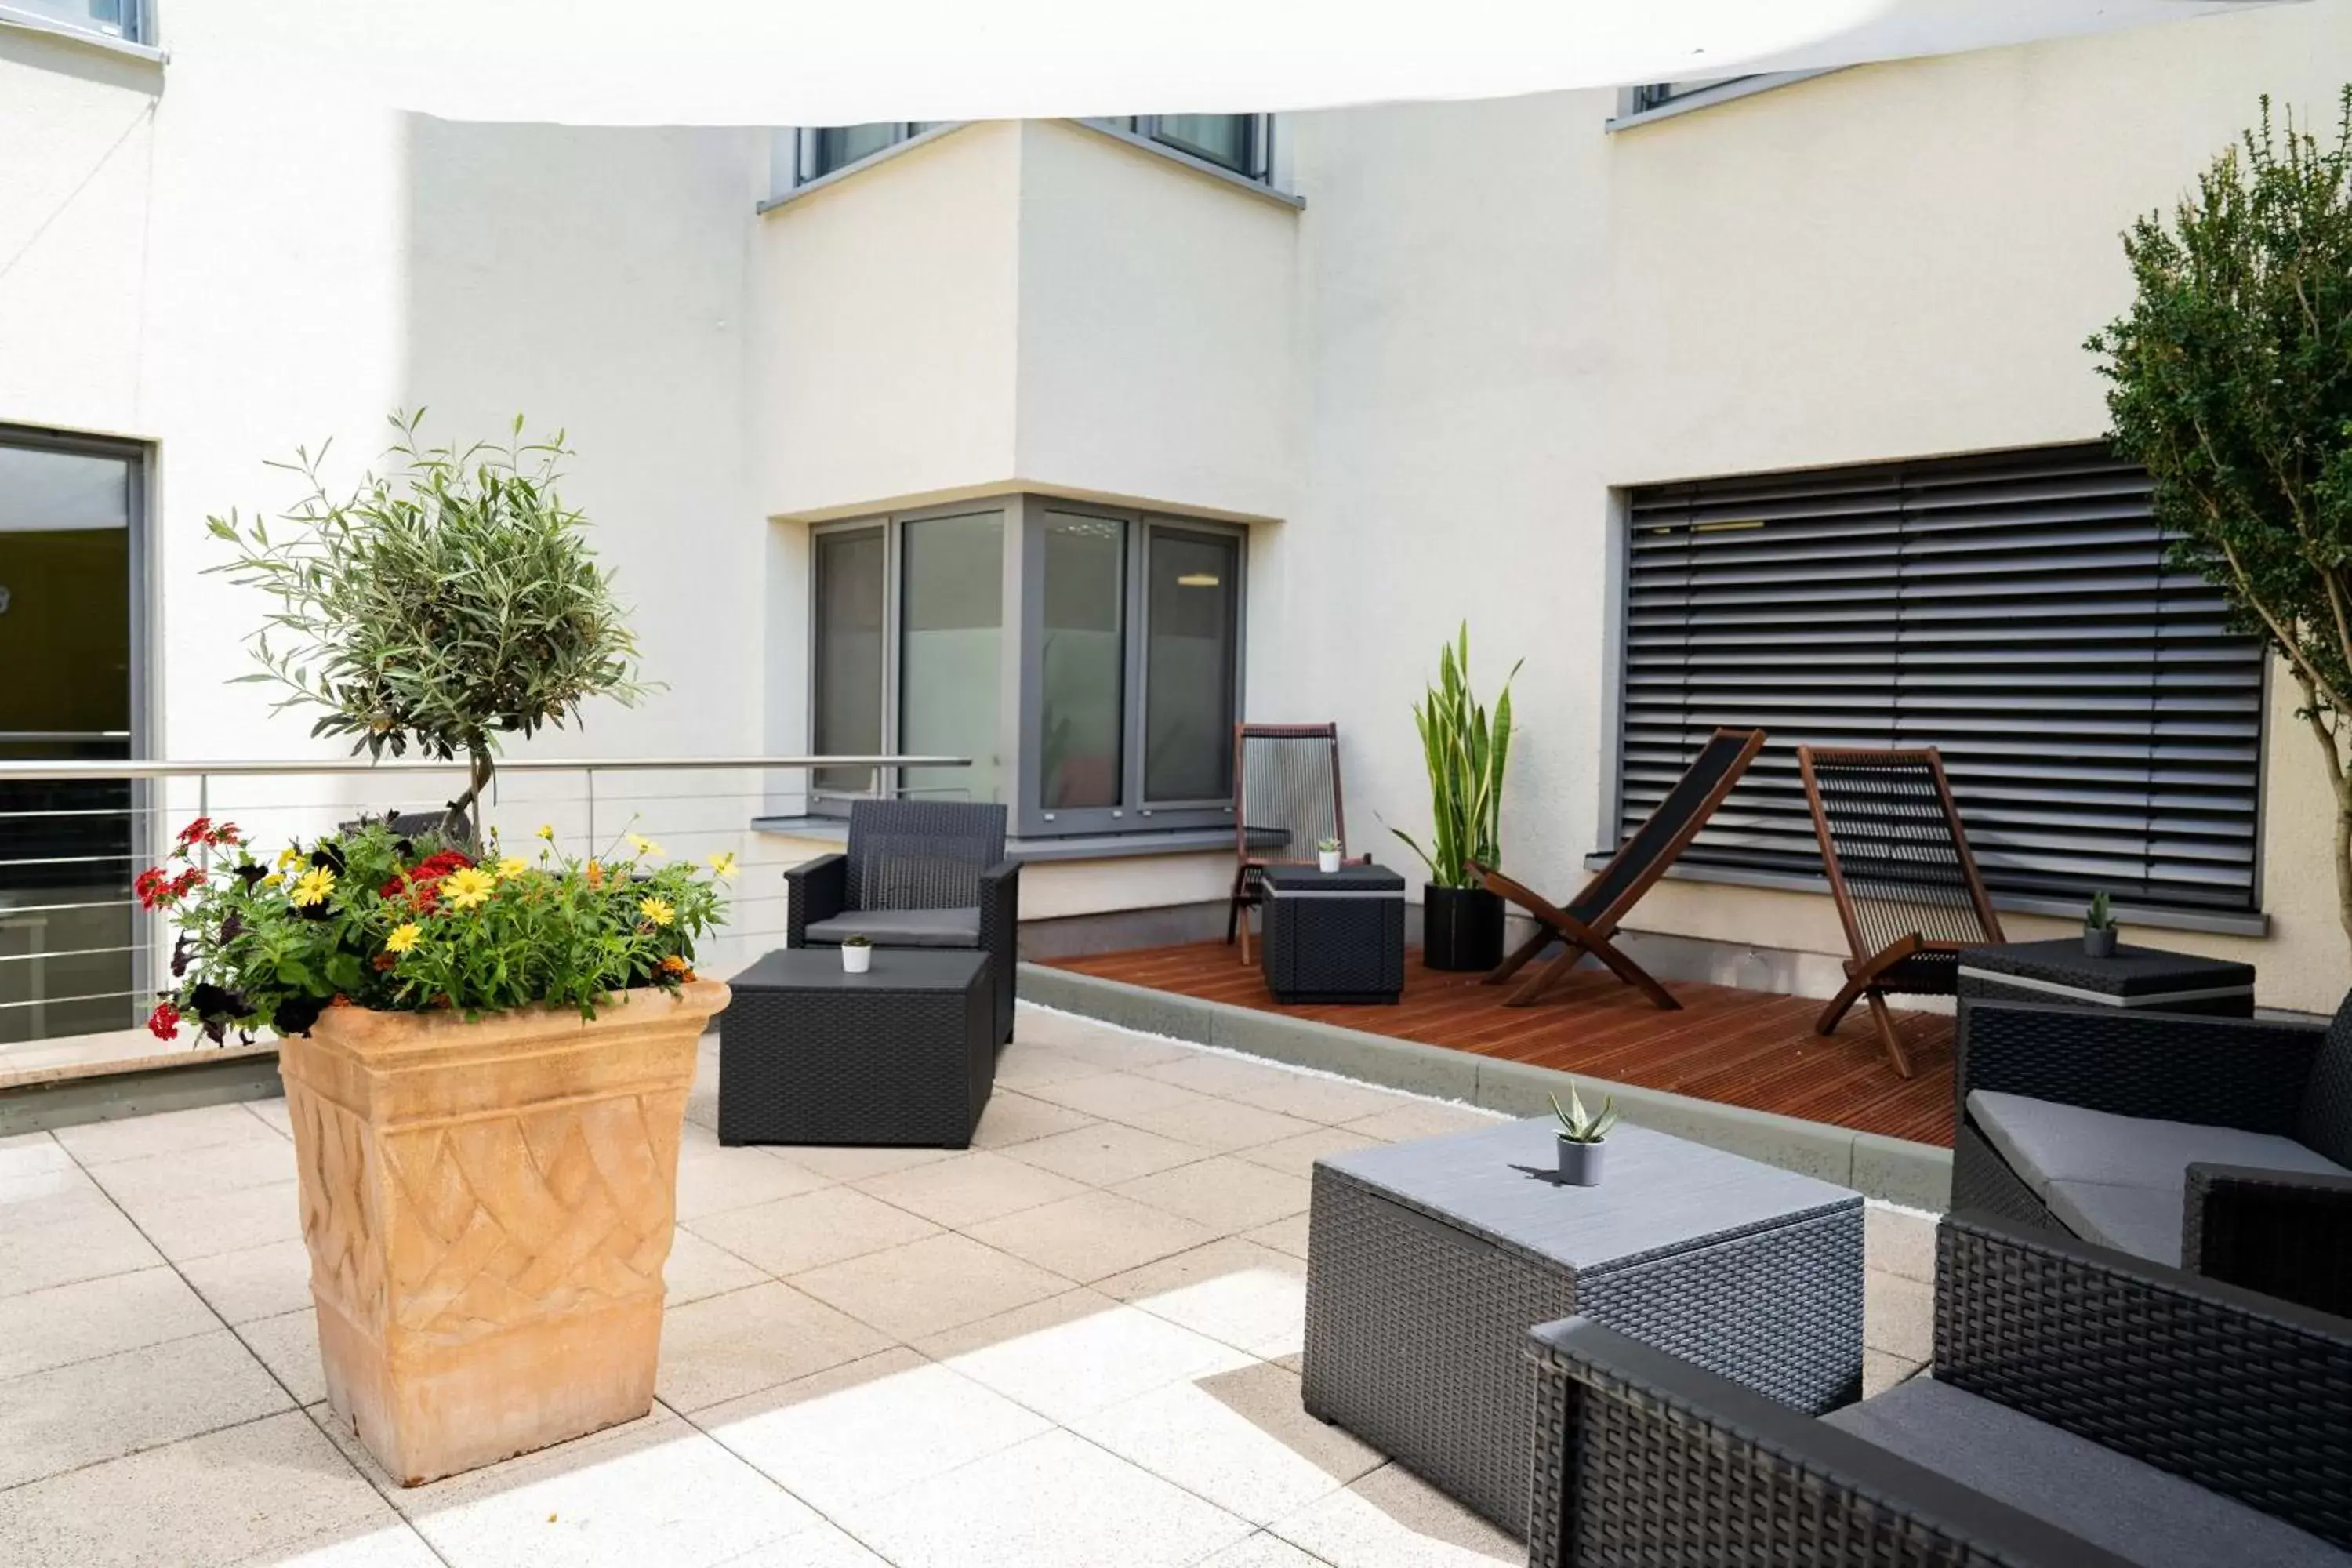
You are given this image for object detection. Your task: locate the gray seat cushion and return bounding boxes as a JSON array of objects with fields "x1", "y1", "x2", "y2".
[
  {"x1": 804, "y1": 906, "x2": 981, "y2": 948},
  {"x1": 1824, "y1": 1377, "x2": 2347, "y2": 1567},
  {"x1": 1966, "y1": 1091, "x2": 2347, "y2": 1197},
  {"x1": 2043, "y1": 1179, "x2": 2187, "y2": 1266}
]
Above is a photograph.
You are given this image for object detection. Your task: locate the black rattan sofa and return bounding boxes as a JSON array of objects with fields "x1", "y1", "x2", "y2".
[
  {"x1": 784, "y1": 800, "x2": 1020, "y2": 1044},
  {"x1": 1954, "y1": 993, "x2": 2352, "y2": 1317},
  {"x1": 1527, "y1": 1210, "x2": 2352, "y2": 1566}
]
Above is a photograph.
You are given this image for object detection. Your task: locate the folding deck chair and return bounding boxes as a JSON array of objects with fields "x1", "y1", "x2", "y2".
[
  {"x1": 1225, "y1": 723, "x2": 1363, "y2": 964},
  {"x1": 1798, "y1": 745, "x2": 2005, "y2": 1079},
  {"x1": 1472, "y1": 727, "x2": 1766, "y2": 1011}
]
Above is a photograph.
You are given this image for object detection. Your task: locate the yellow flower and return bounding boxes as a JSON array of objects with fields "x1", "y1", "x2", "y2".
[
  {"x1": 384, "y1": 922, "x2": 422, "y2": 954},
  {"x1": 626, "y1": 832, "x2": 662, "y2": 858},
  {"x1": 276, "y1": 847, "x2": 303, "y2": 871},
  {"x1": 535, "y1": 823, "x2": 556, "y2": 841},
  {"x1": 261, "y1": 872, "x2": 285, "y2": 890},
  {"x1": 638, "y1": 896, "x2": 676, "y2": 928},
  {"x1": 706, "y1": 851, "x2": 738, "y2": 880},
  {"x1": 495, "y1": 856, "x2": 529, "y2": 880},
  {"x1": 291, "y1": 866, "x2": 336, "y2": 907},
  {"x1": 442, "y1": 867, "x2": 498, "y2": 910}
]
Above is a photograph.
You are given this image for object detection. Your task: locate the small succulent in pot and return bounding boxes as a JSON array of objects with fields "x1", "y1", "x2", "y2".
[
  {"x1": 840, "y1": 933, "x2": 873, "y2": 974},
  {"x1": 1548, "y1": 1080, "x2": 1618, "y2": 1186},
  {"x1": 2083, "y1": 890, "x2": 2119, "y2": 958},
  {"x1": 1316, "y1": 837, "x2": 1343, "y2": 874}
]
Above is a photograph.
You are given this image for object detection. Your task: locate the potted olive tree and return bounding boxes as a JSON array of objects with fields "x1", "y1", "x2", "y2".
[
  {"x1": 154, "y1": 414, "x2": 735, "y2": 1486},
  {"x1": 1392, "y1": 624, "x2": 1520, "y2": 971}
]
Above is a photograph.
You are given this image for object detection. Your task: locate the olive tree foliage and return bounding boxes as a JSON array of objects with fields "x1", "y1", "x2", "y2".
[
  {"x1": 207, "y1": 412, "x2": 648, "y2": 841},
  {"x1": 2088, "y1": 89, "x2": 2352, "y2": 946}
]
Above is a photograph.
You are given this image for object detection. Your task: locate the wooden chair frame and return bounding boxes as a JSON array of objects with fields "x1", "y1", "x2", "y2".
[
  {"x1": 1225, "y1": 722, "x2": 1364, "y2": 964},
  {"x1": 1798, "y1": 745, "x2": 2005, "y2": 1079},
  {"x1": 1472, "y1": 727, "x2": 1767, "y2": 1010}
]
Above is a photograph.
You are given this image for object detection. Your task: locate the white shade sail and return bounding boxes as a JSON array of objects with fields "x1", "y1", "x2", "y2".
[{"x1": 265, "y1": 0, "x2": 2281, "y2": 125}]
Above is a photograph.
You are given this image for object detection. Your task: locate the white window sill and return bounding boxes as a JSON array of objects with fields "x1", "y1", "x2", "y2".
[{"x1": 0, "y1": 5, "x2": 165, "y2": 65}]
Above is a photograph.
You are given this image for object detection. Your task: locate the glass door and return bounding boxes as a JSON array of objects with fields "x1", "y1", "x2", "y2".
[{"x1": 0, "y1": 434, "x2": 140, "y2": 1046}]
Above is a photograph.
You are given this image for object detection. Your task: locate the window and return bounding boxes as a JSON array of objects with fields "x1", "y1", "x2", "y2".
[
  {"x1": 810, "y1": 495, "x2": 1247, "y2": 837},
  {"x1": 782, "y1": 122, "x2": 949, "y2": 189},
  {"x1": 1098, "y1": 115, "x2": 1272, "y2": 183},
  {"x1": 5, "y1": 0, "x2": 144, "y2": 43},
  {"x1": 1615, "y1": 445, "x2": 2267, "y2": 916},
  {"x1": 1609, "y1": 72, "x2": 1834, "y2": 129}
]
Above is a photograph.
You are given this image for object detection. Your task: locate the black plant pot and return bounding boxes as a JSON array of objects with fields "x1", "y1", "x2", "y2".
[{"x1": 1422, "y1": 884, "x2": 1504, "y2": 972}]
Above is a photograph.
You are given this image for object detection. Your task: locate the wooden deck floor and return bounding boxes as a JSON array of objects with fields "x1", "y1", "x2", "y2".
[{"x1": 1045, "y1": 941, "x2": 1958, "y2": 1146}]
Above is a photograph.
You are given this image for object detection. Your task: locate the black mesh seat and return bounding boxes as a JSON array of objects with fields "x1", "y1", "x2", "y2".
[{"x1": 785, "y1": 801, "x2": 1019, "y2": 1044}]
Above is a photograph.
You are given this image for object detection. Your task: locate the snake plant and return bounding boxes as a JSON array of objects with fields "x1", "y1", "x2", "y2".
[{"x1": 1392, "y1": 623, "x2": 1520, "y2": 890}]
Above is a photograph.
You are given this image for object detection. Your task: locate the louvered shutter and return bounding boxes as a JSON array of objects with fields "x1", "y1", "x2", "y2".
[{"x1": 1619, "y1": 445, "x2": 2264, "y2": 914}]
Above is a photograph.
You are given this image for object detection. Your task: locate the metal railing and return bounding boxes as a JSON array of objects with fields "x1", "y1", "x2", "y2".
[{"x1": 0, "y1": 753, "x2": 965, "y2": 1056}]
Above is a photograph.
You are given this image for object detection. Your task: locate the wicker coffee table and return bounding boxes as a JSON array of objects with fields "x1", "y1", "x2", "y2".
[
  {"x1": 1303, "y1": 1118, "x2": 1863, "y2": 1536},
  {"x1": 1957, "y1": 938, "x2": 2255, "y2": 1017},
  {"x1": 1258, "y1": 862, "x2": 1406, "y2": 1004},
  {"x1": 718, "y1": 948, "x2": 994, "y2": 1148}
]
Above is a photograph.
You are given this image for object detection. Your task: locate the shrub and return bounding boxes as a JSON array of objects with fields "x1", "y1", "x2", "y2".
[{"x1": 142, "y1": 817, "x2": 731, "y2": 1043}]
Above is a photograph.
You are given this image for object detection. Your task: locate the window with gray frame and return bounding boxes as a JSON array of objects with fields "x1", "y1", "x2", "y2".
[
  {"x1": 811, "y1": 495, "x2": 1246, "y2": 838},
  {"x1": 785, "y1": 122, "x2": 949, "y2": 187},
  {"x1": 7, "y1": 0, "x2": 143, "y2": 42},
  {"x1": 1100, "y1": 115, "x2": 1272, "y2": 181},
  {"x1": 1616, "y1": 445, "x2": 2267, "y2": 916}
]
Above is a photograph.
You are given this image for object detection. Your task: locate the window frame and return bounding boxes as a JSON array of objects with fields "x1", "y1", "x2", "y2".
[
  {"x1": 0, "y1": 0, "x2": 148, "y2": 47},
  {"x1": 1090, "y1": 114, "x2": 1273, "y2": 185},
  {"x1": 1606, "y1": 71, "x2": 1838, "y2": 132},
  {"x1": 807, "y1": 494, "x2": 1247, "y2": 838}
]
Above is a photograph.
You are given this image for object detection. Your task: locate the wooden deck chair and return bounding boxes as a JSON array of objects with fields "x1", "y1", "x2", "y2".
[
  {"x1": 1472, "y1": 727, "x2": 1767, "y2": 1011},
  {"x1": 1798, "y1": 746, "x2": 2005, "y2": 1079},
  {"x1": 1226, "y1": 723, "x2": 1362, "y2": 964}
]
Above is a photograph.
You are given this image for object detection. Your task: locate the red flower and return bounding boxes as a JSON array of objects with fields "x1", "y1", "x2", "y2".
[
  {"x1": 169, "y1": 866, "x2": 205, "y2": 901},
  {"x1": 147, "y1": 1003, "x2": 181, "y2": 1040},
  {"x1": 381, "y1": 850, "x2": 471, "y2": 913},
  {"x1": 176, "y1": 817, "x2": 212, "y2": 848},
  {"x1": 135, "y1": 866, "x2": 171, "y2": 910},
  {"x1": 207, "y1": 821, "x2": 242, "y2": 848}
]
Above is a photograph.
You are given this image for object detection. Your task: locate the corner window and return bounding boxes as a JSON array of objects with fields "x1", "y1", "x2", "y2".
[
  {"x1": 1100, "y1": 115, "x2": 1272, "y2": 183},
  {"x1": 810, "y1": 496, "x2": 1246, "y2": 837},
  {"x1": 1608, "y1": 71, "x2": 1835, "y2": 130},
  {"x1": 782, "y1": 122, "x2": 949, "y2": 190},
  {"x1": 5, "y1": 0, "x2": 143, "y2": 42},
  {"x1": 1615, "y1": 445, "x2": 2266, "y2": 916}
]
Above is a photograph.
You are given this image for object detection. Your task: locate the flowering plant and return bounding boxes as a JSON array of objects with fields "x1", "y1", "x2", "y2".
[{"x1": 141, "y1": 816, "x2": 731, "y2": 1044}]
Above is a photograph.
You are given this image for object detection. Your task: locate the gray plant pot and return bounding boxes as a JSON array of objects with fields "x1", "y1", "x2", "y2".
[
  {"x1": 2082, "y1": 927, "x2": 2119, "y2": 959},
  {"x1": 1555, "y1": 1136, "x2": 1605, "y2": 1186}
]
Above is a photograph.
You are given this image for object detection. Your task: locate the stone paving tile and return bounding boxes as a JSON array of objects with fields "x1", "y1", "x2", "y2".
[
  {"x1": 992, "y1": 1045, "x2": 1119, "y2": 1092},
  {"x1": 1113, "y1": 1155, "x2": 1312, "y2": 1233},
  {"x1": 833, "y1": 1428, "x2": 1254, "y2": 1568},
  {"x1": 1866, "y1": 1202, "x2": 1937, "y2": 1283},
  {"x1": 655, "y1": 1281, "x2": 895, "y2": 1413},
  {"x1": 229, "y1": 1516, "x2": 446, "y2": 1566},
  {"x1": 1866, "y1": 1269, "x2": 1933, "y2": 1363},
  {"x1": 1074, "y1": 1360, "x2": 1385, "y2": 1526},
  {"x1": 1117, "y1": 1095, "x2": 1324, "y2": 1154},
  {"x1": 670, "y1": 1145, "x2": 833, "y2": 1223},
  {"x1": 50, "y1": 1103, "x2": 283, "y2": 1167},
  {"x1": 236, "y1": 1308, "x2": 329, "y2": 1406},
  {"x1": 761, "y1": 1143, "x2": 958, "y2": 1183},
  {"x1": 920, "y1": 1289, "x2": 1254, "y2": 1426},
  {"x1": 1338, "y1": 1102, "x2": 1506, "y2": 1143},
  {"x1": 1097, "y1": 1238, "x2": 1311, "y2": 1359},
  {"x1": 965, "y1": 1090, "x2": 1101, "y2": 1150},
  {"x1": 1011, "y1": 1009, "x2": 1199, "y2": 1066},
  {"x1": 964, "y1": 1190, "x2": 1221, "y2": 1283},
  {"x1": 0, "y1": 1410, "x2": 399, "y2": 1568},
  {"x1": 85, "y1": 1134, "x2": 298, "y2": 1207},
  {"x1": 1243, "y1": 1213, "x2": 1313, "y2": 1260},
  {"x1": 1269, "y1": 1461, "x2": 1521, "y2": 1566},
  {"x1": 114, "y1": 1178, "x2": 303, "y2": 1263},
  {"x1": 0, "y1": 1265, "x2": 217, "y2": 1381},
  {"x1": 0, "y1": 1130, "x2": 72, "y2": 1181},
  {"x1": 789, "y1": 1233, "x2": 1073, "y2": 1342},
  {"x1": 662, "y1": 1228, "x2": 771, "y2": 1306},
  {"x1": 995, "y1": 1122, "x2": 1214, "y2": 1186},
  {"x1": 698, "y1": 1347, "x2": 1051, "y2": 1516},
  {"x1": 179, "y1": 1238, "x2": 315, "y2": 1325},
  {"x1": 322, "y1": 1403, "x2": 819, "y2": 1568},
  {"x1": 684, "y1": 1185, "x2": 938, "y2": 1278},
  {"x1": 1196, "y1": 1534, "x2": 1332, "y2": 1566},
  {"x1": 241, "y1": 1097, "x2": 296, "y2": 1140},
  {"x1": 713, "y1": 1521, "x2": 892, "y2": 1566},
  {"x1": 1865, "y1": 1348, "x2": 1927, "y2": 1398},
  {"x1": 0, "y1": 1330, "x2": 292, "y2": 1489},
  {"x1": 1020, "y1": 1069, "x2": 1211, "y2": 1123},
  {"x1": 851, "y1": 1149, "x2": 1090, "y2": 1229},
  {"x1": 0, "y1": 1182, "x2": 165, "y2": 1298},
  {"x1": 1232, "y1": 1125, "x2": 1390, "y2": 1179}
]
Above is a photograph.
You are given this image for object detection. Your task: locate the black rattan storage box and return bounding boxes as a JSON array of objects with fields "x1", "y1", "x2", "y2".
[
  {"x1": 1260, "y1": 862, "x2": 1405, "y2": 1004},
  {"x1": 1957, "y1": 938, "x2": 2255, "y2": 1018},
  {"x1": 718, "y1": 948, "x2": 993, "y2": 1148}
]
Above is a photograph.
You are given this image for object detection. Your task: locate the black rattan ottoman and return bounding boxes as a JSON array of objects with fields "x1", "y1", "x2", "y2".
[
  {"x1": 1958, "y1": 938, "x2": 2255, "y2": 1018},
  {"x1": 1259, "y1": 862, "x2": 1405, "y2": 1004},
  {"x1": 719, "y1": 948, "x2": 994, "y2": 1148},
  {"x1": 1303, "y1": 1118, "x2": 1863, "y2": 1537}
]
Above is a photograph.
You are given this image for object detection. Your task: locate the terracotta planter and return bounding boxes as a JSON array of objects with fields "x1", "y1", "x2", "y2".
[{"x1": 278, "y1": 978, "x2": 729, "y2": 1486}]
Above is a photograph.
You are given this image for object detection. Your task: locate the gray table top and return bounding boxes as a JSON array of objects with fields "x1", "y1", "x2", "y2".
[
  {"x1": 1318, "y1": 1117, "x2": 1860, "y2": 1274},
  {"x1": 729, "y1": 947, "x2": 987, "y2": 995}
]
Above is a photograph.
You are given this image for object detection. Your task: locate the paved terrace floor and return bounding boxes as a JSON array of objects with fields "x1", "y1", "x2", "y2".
[
  {"x1": 0, "y1": 1005, "x2": 1936, "y2": 1568},
  {"x1": 1048, "y1": 942, "x2": 1958, "y2": 1146}
]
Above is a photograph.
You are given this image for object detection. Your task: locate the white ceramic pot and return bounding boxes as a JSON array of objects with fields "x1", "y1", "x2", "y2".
[
  {"x1": 1555, "y1": 1136, "x2": 1604, "y2": 1186},
  {"x1": 1317, "y1": 850, "x2": 1343, "y2": 873},
  {"x1": 841, "y1": 944, "x2": 873, "y2": 974}
]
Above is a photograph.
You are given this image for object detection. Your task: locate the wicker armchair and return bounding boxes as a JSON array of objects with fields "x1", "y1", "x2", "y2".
[
  {"x1": 1527, "y1": 1210, "x2": 2352, "y2": 1566},
  {"x1": 1955, "y1": 993, "x2": 2352, "y2": 1319},
  {"x1": 784, "y1": 800, "x2": 1020, "y2": 1044}
]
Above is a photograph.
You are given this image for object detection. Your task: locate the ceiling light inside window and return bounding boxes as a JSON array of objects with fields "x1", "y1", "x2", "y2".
[{"x1": 1176, "y1": 572, "x2": 1221, "y2": 587}]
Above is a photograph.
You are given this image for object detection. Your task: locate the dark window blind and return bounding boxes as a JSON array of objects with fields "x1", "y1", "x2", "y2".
[{"x1": 1618, "y1": 445, "x2": 2265, "y2": 913}]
